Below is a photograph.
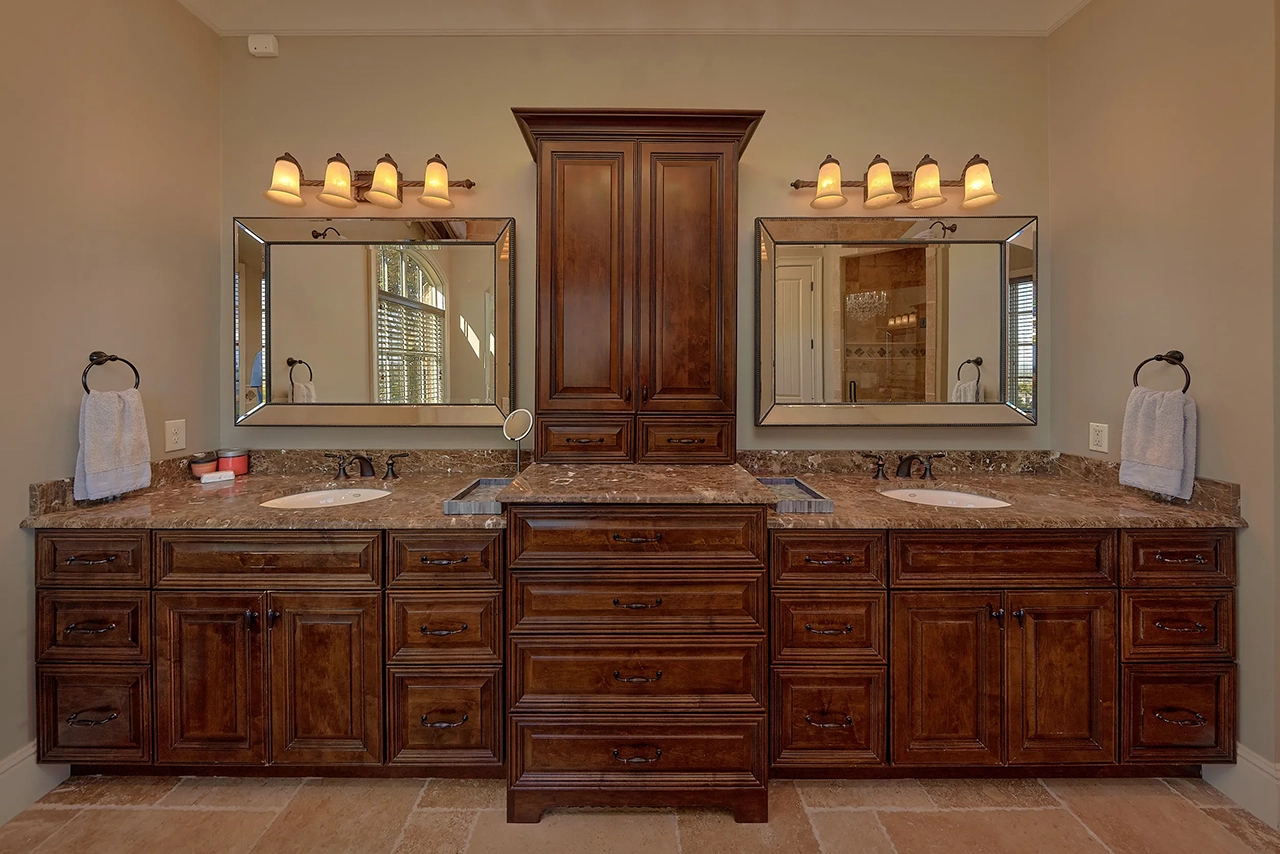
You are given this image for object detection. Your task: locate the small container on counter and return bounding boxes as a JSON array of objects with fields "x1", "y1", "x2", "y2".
[
  {"x1": 189, "y1": 453, "x2": 219, "y2": 479},
  {"x1": 216, "y1": 449, "x2": 251, "y2": 475}
]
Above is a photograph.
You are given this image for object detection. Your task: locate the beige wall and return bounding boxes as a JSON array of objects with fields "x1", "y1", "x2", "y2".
[
  {"x1": 0, "y1": 0, "x2": 221, "y2": 776},
  {"x1": 1049, "y1": 0, "x2": 1276, "y2": 774},
  {"x1": 219, "y1": 33, "x2": 1050, "y2": 449}
]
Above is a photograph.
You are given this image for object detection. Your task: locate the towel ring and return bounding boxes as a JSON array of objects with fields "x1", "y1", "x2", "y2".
[
  {"x1": 286, "y1": 358, "x2": 313, "y2": 383},
  {"x1": 1133, "y1": 350, "x2": 1190, "y2": 393},
  {"x1": 81, "y1": 351, "x2": 140, "y2": 394},
  {"x1": 956, "y1": 356, "x2": 982, "y2": 384}
]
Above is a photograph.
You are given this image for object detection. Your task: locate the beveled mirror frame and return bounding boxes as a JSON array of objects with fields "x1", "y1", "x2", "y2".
[
  {"x1": 756, "y1": 216, "x2": 1037, "y2": 427},
  {"x1": 233, "y1": 217, "x2": 515, "y2": 427}
]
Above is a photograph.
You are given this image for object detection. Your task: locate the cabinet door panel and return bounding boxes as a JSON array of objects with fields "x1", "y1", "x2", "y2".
[
  {"x1": 269, "y1": 593, "x2": 382, "y2": 765},
  {"x1": 538, "y1": 142, "x2": 635, "y2": 411},
  {"x1": 1006, "y1": 591, "x2": 1117, "y2": 765},
  {"x1": 155, "y1": 593, "x2": 267, "y2": 765},
  {"x1": 891, "y1": 592, "x2": 1003, "y2": 765},
  {"x1": 638, "y1": 143, "x2": 735, "y2": 412}
]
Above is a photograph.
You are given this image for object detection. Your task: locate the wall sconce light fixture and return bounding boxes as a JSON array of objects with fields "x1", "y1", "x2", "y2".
[
  {"x1": 863, "y1": 155, "x2": 903, "y2": 209},
  {"x1": 263, "y1": 152, "x2": 477, "y2": 208},
  {"x1": 960, "y1": 154, "x2": 1002, "y2": 209},
  {"x1": 792, "y1": 153, "x2": 1000, "y2": 210},
  {"x1": 811, "y1": 155, "x2": 848, "y2": 209},
  {"x1": 907, "y1": 155, "x2": 946, "y2": 210}
]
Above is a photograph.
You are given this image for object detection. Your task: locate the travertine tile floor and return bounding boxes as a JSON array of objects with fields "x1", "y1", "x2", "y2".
[{"x1": 1, "y1": 775, "x2": 1277, "y2": 854}]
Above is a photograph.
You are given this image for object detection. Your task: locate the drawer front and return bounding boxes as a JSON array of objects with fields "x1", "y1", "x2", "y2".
[
  {"x1": 1122, "y1": 590, "x2": 1235, "y2": 661},
  {"x1": 387, "y1": 667, "x2": 502, "y2": 766},
  {"x1": 37, "y1": 665, "x2": 151, "y2": 763},
  {"x1": 634, "y1": 416, "x2": 734, "y2": 465},
  {"x1": 510, "y1": 637, "x2": 765, "y2": 713},
  {"x1": 772, "y1": 592, "x2": 887, "y2": 665},
  {"x1": 771, "y1": 531, "x2": 887, "y2": 588},
  {"x1": 509, "y1": 569, "x2": 765, "y2": 634},
  {"x1": 1121, "y1": 530, "x2": 1236, "y2": 587},
  {"x1": 388, "y1": 532, "x2": 502, "y2": 589},
  {"x1": 1122, "y1": 664, "x2": 1235, "y2": 763},
  {"x1": 536, "y1": 416, "x2": 633, "y2": 464},
  {"x1": 36, "y1": 531, "x2": 149, "y2": 588},
  {"x1": 890, "y1": 530, "x2": 1117, "y2": 587},
  {"x1": 37, "y1": 592, "x2": 150, "y2": 664},
  {"x1": 387, "y1": 592, "x2": 502, "y2": 665},
  {"x1": 155, "y1": 531, "x2": 381, "y2": 589},
  {"x1": 771, "y1": 666, "x2": 887, "y2": 768},
  {"x1": 511, "y1": 716, "x2": 764, "y2": 786},
  {"x1": 509, "y1": 505, "x2": 767, "y2": 569}
]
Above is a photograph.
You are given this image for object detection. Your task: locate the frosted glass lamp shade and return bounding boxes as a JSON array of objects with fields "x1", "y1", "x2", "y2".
[
  {"x1": 863, "y1": 155, "x2": 902, "y2": 209},
  {"x1": 365, "y1": 153, "x2": 403, "y2": 209},
  {"x1": 960, "y1": 154, "x2": 1002, "y2": 209},
  {"x1": 907, "y1": 155, "x2": 946, "y2": 210},
  {"x1": 317, "y1": 153, "x2": 358, "y2": 208},
  {"x1": 263, "y1": 153, "x2": 305, "y2": 207},
  {"x1": 811, "y1": 155, "x2": 847, "y2": 209},
  {"x1": 417, "y1": 155, "x2": 454, "y2": 209}
]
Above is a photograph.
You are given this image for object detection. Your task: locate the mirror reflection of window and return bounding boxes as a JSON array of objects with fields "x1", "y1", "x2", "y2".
[{"x1": 374, "y1": 246, "x2": 447, "y2": 404}]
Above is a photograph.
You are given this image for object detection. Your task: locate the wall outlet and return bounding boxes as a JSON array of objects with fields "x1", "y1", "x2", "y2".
[
  {"x1": 1088, "y1": 422, "x2": 1109, "y2": 453},
  {"x1": 164, "y1": 419, "x2": 186, "y2": 453}
]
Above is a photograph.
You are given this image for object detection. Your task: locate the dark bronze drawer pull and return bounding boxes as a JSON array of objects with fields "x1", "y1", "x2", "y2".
[
  {"x1": 1153, "y1": 707, "x2": 1208, "y2": 727},
  {"x1": 421, "y1": 623, "x2": 468, "y2": 636},
  {"x1": 613, "y1": 669, "x2": 662, "y2": 683},
  {"x1": 1154, "y1": 552, "x2": 1209, "y2": 565},
  {"x1": 566, "y1": 437, "x2": 606, "y2": 444},
  {"x1": 803, "y1": 555, "x2": 854, "y2": 566},
  {"x1": 665, "y1": 437, "x2": 706, "y2": 445},
  {"x1": 613, "y1": 598, "x2": 662, "y2": 610},
  {"x1": 804, "y1": 623, "x2": 854, "y2": 636},
  {"x1": 1154, "y1": 619, "x2": 1209, "y2": 634},
  {"x1": 64, "y1": 555, "x2": 117, "y2": 566},
  {"x1": 64, "y1": 621, "x2": 117, "y2": 635},
  {"x1": 613, "y1": 747, "x2": 662, "y2": 764},
  {"x1": 66, "y1": 709, "x2": 118, "y2": 727},
  {"x1": 612, "y1": 533, "x2": 663, "y2": 544},
  {"x1": 805, "y1": 713, "x2": 854, "y2": 728},
  {"x1": 421, "y1": 555, "x2": 469, "y2": 566},
  {"x1": 421, "y1": 713, "x2": 469, "y2": 728}
]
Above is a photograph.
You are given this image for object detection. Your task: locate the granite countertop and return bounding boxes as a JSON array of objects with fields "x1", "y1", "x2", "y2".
[
  {"x1": 495, "y1": 463, "x2": 778, "y2": 505},
  {"x1": 21, "y1": 473, "x2": 504, "y2": 531}
]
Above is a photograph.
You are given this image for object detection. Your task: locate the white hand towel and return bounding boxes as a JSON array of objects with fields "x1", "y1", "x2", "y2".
[
  {"x1": 291, "y1": 381, "x2": 317, "y2": 403},
  {"x1": 951, "y1": 380, "x2": 981, "y2": 402},
  {"x1": 1119, "y1": 387, "x2": 1197, "y2": 500},
  {"x1": 74, "y1": 389, "x2": 152, "y2": 501}
]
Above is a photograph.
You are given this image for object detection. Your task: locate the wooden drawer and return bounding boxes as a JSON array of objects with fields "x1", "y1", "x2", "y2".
[
  {"x1": 154, "y1": 531, "x2": 381, "y2": 589},
  {"x1": 510, "y1": 636, "x2": 765, "y2": 713},
  {"x1": 536, "y1": 416, "x2": 633, "y2": 464},
  {"x1": 509, "y1": 568, "x2": 765, "y2": 634},
  {"x1": 772, "y1": 592, "x2": 887, "y2": 665},
  {"x1": 387, "y1": 667, "x2": 502, "y2": 767},
  {"x1": 1121, "y1": 530, "x2": 1236, "y2": 587},
  {"x1": 509, "y1": 505, "x2": 767, "y2": 569},
  {"x1": 771, "y1": 531, "x2": 887, "y2": 588},
  {"x1": 37, "y1": 664, "x2": 151, "y2": 763},
  {"x1": 771, "y1": 666, "x2": 887, "y2": 768},
  {"x1": 1122, "y1": 664, "x2": 1235, "y2": 763},
  {"x1": 890, "y1": 530, "x2": 1117, "y2": 588},
  {"x1": 634, "y1": 416, "x2": 734, "y2": 464},
  {"x1": 387, "y1": 592, "x2": 501, "y2": 665},
  {"x1": 1122, "y1": 590, "x2": 1235, "y2": 661},
  {"x1": 388, "y1": 531, "x2": 502, "y2": 589},
  {"x1": 511, "y1": 716, "x2": 765, "y2": 787},
  {"x1": 36, "y1": 531, "x2": 149, "y2": 588},
  {"x1": 37, "y1": 591, "x2": 149, "y2": 664}
]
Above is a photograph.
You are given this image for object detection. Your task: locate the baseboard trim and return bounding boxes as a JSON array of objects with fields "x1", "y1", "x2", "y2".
[
  {"x1": 1204, "y1": 743, "x2": 1280, "y2": 828},
  {"x1": 0, "y1": 742, "x2": 68, "y2": 826}
]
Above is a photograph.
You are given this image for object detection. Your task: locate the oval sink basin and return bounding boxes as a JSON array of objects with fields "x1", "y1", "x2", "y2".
[
  {"x1": 880, "y1": 489, "x2": 1010, "y2": 509},
  {"x1": 261, "y1": 488, "x2": 392, "y2": 509}
]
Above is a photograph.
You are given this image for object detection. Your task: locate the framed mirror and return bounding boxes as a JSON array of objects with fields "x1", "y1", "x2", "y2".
[
  {"x1": 756, "y1": 216, "x2": 1036, "y2": 426},
  {"x1": 234, "y1": 217, "x2": 514, "y2": 426}
]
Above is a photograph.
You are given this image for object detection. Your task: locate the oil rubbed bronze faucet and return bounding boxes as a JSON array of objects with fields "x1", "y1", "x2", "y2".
[
  {"x1": 896, "y1": 453, "x2": 945, "y2": 480},
  {"x1": 325, "y1": 453, "x2": 378, "y2": 479}
]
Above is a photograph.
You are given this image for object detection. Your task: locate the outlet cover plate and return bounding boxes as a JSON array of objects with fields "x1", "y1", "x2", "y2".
[
  {"x1": 1089, "y1": 422, "x2": 1108, "y2": 453},
  {"x1": 165, "y1": 419, "x2": 186, "y2": 452}
]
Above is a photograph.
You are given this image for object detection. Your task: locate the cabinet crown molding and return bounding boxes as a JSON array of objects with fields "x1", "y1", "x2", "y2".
[{"x1": 511, "y1": 107, "x2": 765, "y2": 162}]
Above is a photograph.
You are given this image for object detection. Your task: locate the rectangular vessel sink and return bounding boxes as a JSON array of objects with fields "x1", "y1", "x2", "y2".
[
  {"x1": 880, "y1": 488, "x2": 1010, "y2": 509},
  {"x1": 261, "y1": 487, "x2": 392, "y2": 509}
]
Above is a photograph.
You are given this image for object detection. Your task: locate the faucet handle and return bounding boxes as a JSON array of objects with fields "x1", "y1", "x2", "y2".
[
  {"x1": 383, "y1": 453, "x2": 409, "y2": 480},
  {"x1": 324, "y1": 453, "x2": 350, "y2": 479},
  {"x1": 860, "y1": 453, "x2": 889, "y2": 481},
  {"x1": 921, "y1": 453, "x2": 945, "y2": 480}
]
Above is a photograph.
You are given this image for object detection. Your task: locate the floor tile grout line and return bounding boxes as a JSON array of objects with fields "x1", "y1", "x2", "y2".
[
  {"x1": 1040, "y1": 779, "x2": 1119, "y2": 854},
  {"x1": 871, "y1": 810, "x2": 903, "y2": 854},
  {"x1": 388, "y1": 780, "x2": 430, "y2": 854},
  {"x1": 408, "y1": 777, "x2": 433, "y2": 812},
  {"x1": 28, "y1": 803, "x2": 285, "y2": 813},
  {"x1": 29, "y1": 808, "x2": 85, "y2": 854},
  {"x1": 804, "y1": 805, "x2": 1065, "y2": 813},
  {"x1": 461, "y1": 808, "x2": 483, "y2": 853},
  {"x1": 246, "y1": 777, "x2": 307, "y2": 853},
  {"x1": 673, "y1": 807, "x2": 684, "y2": 854}
]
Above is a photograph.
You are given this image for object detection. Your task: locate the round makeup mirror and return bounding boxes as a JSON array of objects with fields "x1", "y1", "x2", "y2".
[{"x1": 503, "y1": 408, "x2": 534, "y2": 473}]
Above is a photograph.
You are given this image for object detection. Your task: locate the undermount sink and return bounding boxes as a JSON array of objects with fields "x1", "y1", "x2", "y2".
[
  {"x1": 880, "y1": 488, "x2": 1011, "y2": 509},
  {"x1": 260, "y1": 487, "x2": 392, "y2": 509}
]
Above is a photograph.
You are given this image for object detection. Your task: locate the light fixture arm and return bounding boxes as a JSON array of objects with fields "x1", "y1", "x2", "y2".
[{"x1": 790, "y1": 172, "x2": 965, "y2": 191}]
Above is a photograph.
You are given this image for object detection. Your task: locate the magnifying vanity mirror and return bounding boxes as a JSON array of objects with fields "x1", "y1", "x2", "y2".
[
  {"x1": 756, "y1": 216, "x2": 1037, "y2": 426},
  {"x1": 234, "y1": 217, "x2": 514, "y2": 426},
  {"x1": 503, "y1": 408, "x2": 533, "y2": 472}
]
